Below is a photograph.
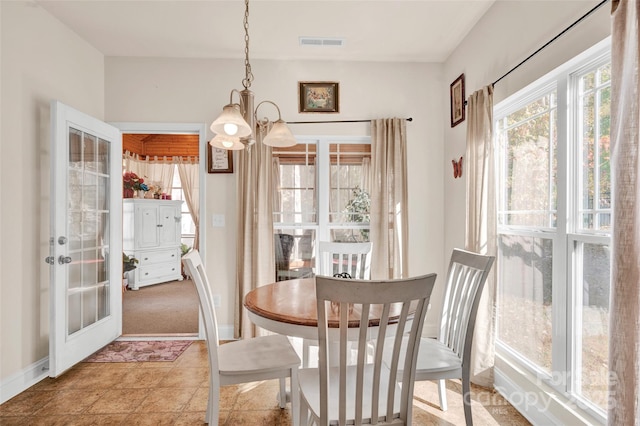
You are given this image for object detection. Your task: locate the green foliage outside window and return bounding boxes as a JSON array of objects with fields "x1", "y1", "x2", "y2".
[{"x1": 344, "y1": 186, "x2": 370, "y2": 241}]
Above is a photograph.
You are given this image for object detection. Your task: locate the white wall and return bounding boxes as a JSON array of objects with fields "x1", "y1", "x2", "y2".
[
  {"x1": 105, "y1": 57, "x2": 446, "y2": 333},
  {"x1": 0, "y1": 2, "x2": 104, "y2": 387}
]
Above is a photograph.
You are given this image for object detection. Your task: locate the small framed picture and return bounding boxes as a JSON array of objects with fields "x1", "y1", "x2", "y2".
[
  {"x1": 450, "y1": 74, "x2": 465, "y2": 127},
  {"x1": 298, "y1": 81, "x2": 339, "y2": 113},
  {"x1": 207, "y1": 146, "x2": 234, "y2": 173}
]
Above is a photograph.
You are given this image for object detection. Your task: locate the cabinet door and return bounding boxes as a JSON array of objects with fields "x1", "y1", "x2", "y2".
[
  {"x1": 137, "y1": 204, "x2": 160, "y2": 248},
  {"x1": 158, "y1": 204, "x2": 181, "y2": 245}
]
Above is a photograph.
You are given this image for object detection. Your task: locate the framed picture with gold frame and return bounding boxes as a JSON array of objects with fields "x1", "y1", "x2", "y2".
[
  {"x1": 207, "y1": 146, "x2": 233, "y2": 173},
  {"x1": 298, "y1": 81, "x2": 339, "y2": 113}
]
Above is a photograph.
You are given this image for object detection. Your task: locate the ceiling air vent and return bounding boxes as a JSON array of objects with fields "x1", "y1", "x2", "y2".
[{"x1": 299, "y1": 37, "x2": 345, "y2": 47}]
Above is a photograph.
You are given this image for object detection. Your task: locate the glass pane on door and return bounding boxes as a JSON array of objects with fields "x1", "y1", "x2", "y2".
[{"x1": 67, "y1": 127, "x2": 111, "y2": 336}]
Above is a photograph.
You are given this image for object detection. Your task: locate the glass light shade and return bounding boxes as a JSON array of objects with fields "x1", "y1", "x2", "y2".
[
  {"x1": 262, "y1": 119, "x2": 297, "y2": 147},
  {"x1": 210, "y1": 134, "x2": 245, "y2": 151},
  {"x1": 210, "y1": 104, "x2": 252, "y2": 138}
]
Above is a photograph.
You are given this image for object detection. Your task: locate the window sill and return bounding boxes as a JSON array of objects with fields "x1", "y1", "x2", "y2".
[{"x1": 495, "y1": 351, "x2": 605, "y2": 425}]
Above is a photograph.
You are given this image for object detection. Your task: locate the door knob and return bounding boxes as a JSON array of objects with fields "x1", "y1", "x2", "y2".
[
  {"x1": 45, "y1": 256, "x2": 55, "y2": 265},
  {"x1": 58, "y1": 256, "x2": 72, "y2": 265}
]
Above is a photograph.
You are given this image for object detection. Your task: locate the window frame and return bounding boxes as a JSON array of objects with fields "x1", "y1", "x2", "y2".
[
  {"x1": 494, "y1": 39, "x2": 611, "y2": 423},
  {"x1": 273, "y1": 135, "x2": 371, "y2": 266}
]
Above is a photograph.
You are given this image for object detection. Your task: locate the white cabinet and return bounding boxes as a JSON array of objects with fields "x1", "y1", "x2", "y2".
[{"x1": 123, "y1": 199, "x2": 183, "y2": 290}]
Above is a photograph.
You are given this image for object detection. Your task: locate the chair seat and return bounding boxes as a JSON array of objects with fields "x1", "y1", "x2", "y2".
[
  {"x1": 298, "y1": 364, "x2": 402, "y2": 424},
  {"x1": 218, "y1": 334, "x2": 300, "y2": 376},
  {"x1": 381, "y1": 336, "x2": 462, "y2": 378},
  {"x1": 415, "y1": 338, "x2": 462, "y2": 379}
]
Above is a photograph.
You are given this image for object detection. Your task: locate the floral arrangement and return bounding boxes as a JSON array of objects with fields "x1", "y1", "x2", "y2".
[
  {"x1": 123, "y1": 172, "x2": 148, "y2": 192},
  {"x1": 147, "y1": 182, "x2": 163, "y2": 196}
]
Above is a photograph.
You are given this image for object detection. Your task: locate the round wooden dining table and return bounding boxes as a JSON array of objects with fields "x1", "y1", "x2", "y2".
[{"x1": 243, "y1": 277, "x2": 410, "y2": 341}]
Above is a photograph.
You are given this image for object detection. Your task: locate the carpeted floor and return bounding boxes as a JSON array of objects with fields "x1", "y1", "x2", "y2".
[
  {"x1": 83, "y1": 340, "x2": 193, "y2": 362},
  {"x1": 122, "y1": 279, "x2": 199, "y2": 335}
]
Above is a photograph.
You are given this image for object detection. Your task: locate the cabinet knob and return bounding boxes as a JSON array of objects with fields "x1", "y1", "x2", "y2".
[{"x1": 145, "y1": 272, "x2": 149, "y2": 276}]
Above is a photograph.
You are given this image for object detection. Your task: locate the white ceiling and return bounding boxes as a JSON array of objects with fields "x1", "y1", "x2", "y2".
[{"x1": 36, "y1": 0, "x2": 496, "y2": 63}]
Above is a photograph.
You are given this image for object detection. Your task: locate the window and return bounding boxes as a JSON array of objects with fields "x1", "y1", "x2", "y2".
[
  {"x1": 169, "y1": 165, "x2": 196, "y2": 251},
  {"x1": 495, "y1": 42, "x2": 611, "y2": 421},
  {"x1": 273, "y1": 137, "x2": 371, "y2": 281}
]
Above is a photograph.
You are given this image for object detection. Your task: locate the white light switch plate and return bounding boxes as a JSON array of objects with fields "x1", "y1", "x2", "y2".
[{"x1": 212, "y1": 214, "x2": 225, "y2": 227}]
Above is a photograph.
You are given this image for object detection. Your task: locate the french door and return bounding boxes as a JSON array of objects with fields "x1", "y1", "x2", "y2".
[{"x1": 48, "y1": 101, "x2": 122, "y2": 377}]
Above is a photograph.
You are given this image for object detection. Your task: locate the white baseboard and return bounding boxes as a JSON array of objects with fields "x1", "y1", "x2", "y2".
[
  {"x1": 494, "y1": 368, "x2": 560, "y2": 425},
  {"x1": 421, "y1": 324, "x2": 438, "y2": 338},
  {"x1": 0, "y1": 357, "x2": 49, "y2": 404},
  {"x1": 218, "y1": 325, "x2": 234, "y2": 340}
]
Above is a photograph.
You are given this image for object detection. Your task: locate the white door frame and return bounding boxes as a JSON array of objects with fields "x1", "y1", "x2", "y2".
[{"x1": 112, "y1": 122, "x2": 207, "y2": 340}]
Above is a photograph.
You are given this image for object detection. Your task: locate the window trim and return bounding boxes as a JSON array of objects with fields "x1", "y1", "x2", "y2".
[{"x1": 493, "y1": 37, "x2": 611, "y2": 424}]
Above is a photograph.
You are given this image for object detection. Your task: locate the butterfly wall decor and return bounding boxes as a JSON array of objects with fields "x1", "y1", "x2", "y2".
[{"x1": 452, "y1": 156, "x2": 463, "y2": 179}]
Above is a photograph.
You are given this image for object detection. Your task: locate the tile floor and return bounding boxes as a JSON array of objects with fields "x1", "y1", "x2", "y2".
[{"x1": 0, "y1": 341, "x2": 531, "y2": 425}]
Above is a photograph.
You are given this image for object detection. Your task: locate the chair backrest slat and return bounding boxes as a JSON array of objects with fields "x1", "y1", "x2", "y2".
[
  {"x1": 438, "y1": 249, "x2": 495, "y2": 365},
  {"x1": 315, "y1": 273, "x2": 436, "y2": 425},
  {"x1": 318, "y1": 241, "x2": 373, "y2": 279}
]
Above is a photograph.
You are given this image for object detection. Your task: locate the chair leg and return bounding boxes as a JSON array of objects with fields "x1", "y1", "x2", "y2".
[
  {"x1": 462, "y1": 375, "x2": 473, "y2": 426},
  {"x1": 279, "y1": 377, "x2": 287, "y2": 409},
  {"x1": 299, "y1": 394, "x2": 309, "y2": 426},
  {"x1": 290, "y1": 369, "x2": 300, "y2": 426},
  {"x1": 437, "y1": 379, "x2": 448, "y2": 411},
  {"x1": 302, "y1": 339, "x2": 311, "y2": 368},
  {"x1": 206, "y1": 384, "x2": 220, "y2": 425}
]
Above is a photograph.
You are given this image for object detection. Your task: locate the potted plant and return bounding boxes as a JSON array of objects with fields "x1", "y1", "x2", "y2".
[
  {"x1": 180, "y1": 244, "x2": 191, "y2": 278},
  {"x1": 123, "y1": 253, "x2": 138, "y2": 290}
]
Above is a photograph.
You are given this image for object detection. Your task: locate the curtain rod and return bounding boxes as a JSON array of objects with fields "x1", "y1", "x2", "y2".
[
  {"x1": 286, "y1": 117, "x2": 413, "y2": 125},
  {"x1": 492, "y1": 0, "x2": 609, "y2": 87}
]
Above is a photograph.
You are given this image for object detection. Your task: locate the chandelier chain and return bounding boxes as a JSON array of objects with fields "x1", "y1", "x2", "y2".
[{"x1": 242, "y1": 0, "x2": 254, "y2": 89}]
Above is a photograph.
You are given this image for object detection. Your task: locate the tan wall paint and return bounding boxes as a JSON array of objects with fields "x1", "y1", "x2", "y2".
[
  {"x1": 1, "y1": 2, "x2": 104, "y2": 383},
  {"x1": 104, "y1": 57, "x2": 446, "y2": 336}
]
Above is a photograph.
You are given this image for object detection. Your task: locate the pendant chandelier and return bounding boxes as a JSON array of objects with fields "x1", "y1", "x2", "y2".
[{"x1": 210, "y1": 0, "x2": 296, "y2": 151}]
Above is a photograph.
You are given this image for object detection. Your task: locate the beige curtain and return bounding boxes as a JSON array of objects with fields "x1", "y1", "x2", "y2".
[
  {"x1": 176, "y1": 156, "x2": 200, "y2": 250},
  {"x1": 272, "y1": 157, "x2": 281, "y2": 221},
  {"x1": 369, "y1": 118, "x2": 408, "y2": 279},
  {"x1": 464, "y1": 86, "x2": 497, "y2": 388},
  {"x1": 123, "y1": 151, "x2": 175, "y2": 194},
  {"x1": 609, "y1": 1, "x2": 639, "y2": 424},
  {"x1": 362, "y1": 156, "x2": 371, "y2": 194},
  {"x1": 234, "y1": 126, "x2": 276, "y2": 339}
]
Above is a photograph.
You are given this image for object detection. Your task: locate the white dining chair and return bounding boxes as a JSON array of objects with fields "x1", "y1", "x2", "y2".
[
  {"x1": 317, "y1": 241, "x2": 373, "y2": 279},
  {"x1": 382, "y1": 248, "x2": 494, "y2": 426},
  {"x1": 182, "y1": 250, "x2": 301, "y2": 425},
  {"x1": 302, "y1": 241, "x2": 373, "y2": 367},
  {"x1": 416, "y1": 249, "x2": 494, "y2": 426},
  {"x1": 297, "y1": 273, "x2": 437, "y2": 426}
]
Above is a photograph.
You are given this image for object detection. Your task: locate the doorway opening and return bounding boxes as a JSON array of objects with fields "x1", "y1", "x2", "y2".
[{"x1": 115, "y1": 125, "x2": 207, "y2": 338}]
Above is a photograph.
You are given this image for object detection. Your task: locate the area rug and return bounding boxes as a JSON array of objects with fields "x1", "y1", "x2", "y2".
[{"x1": 83, "y1": 340, "x2": 193, "y2": 363}]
